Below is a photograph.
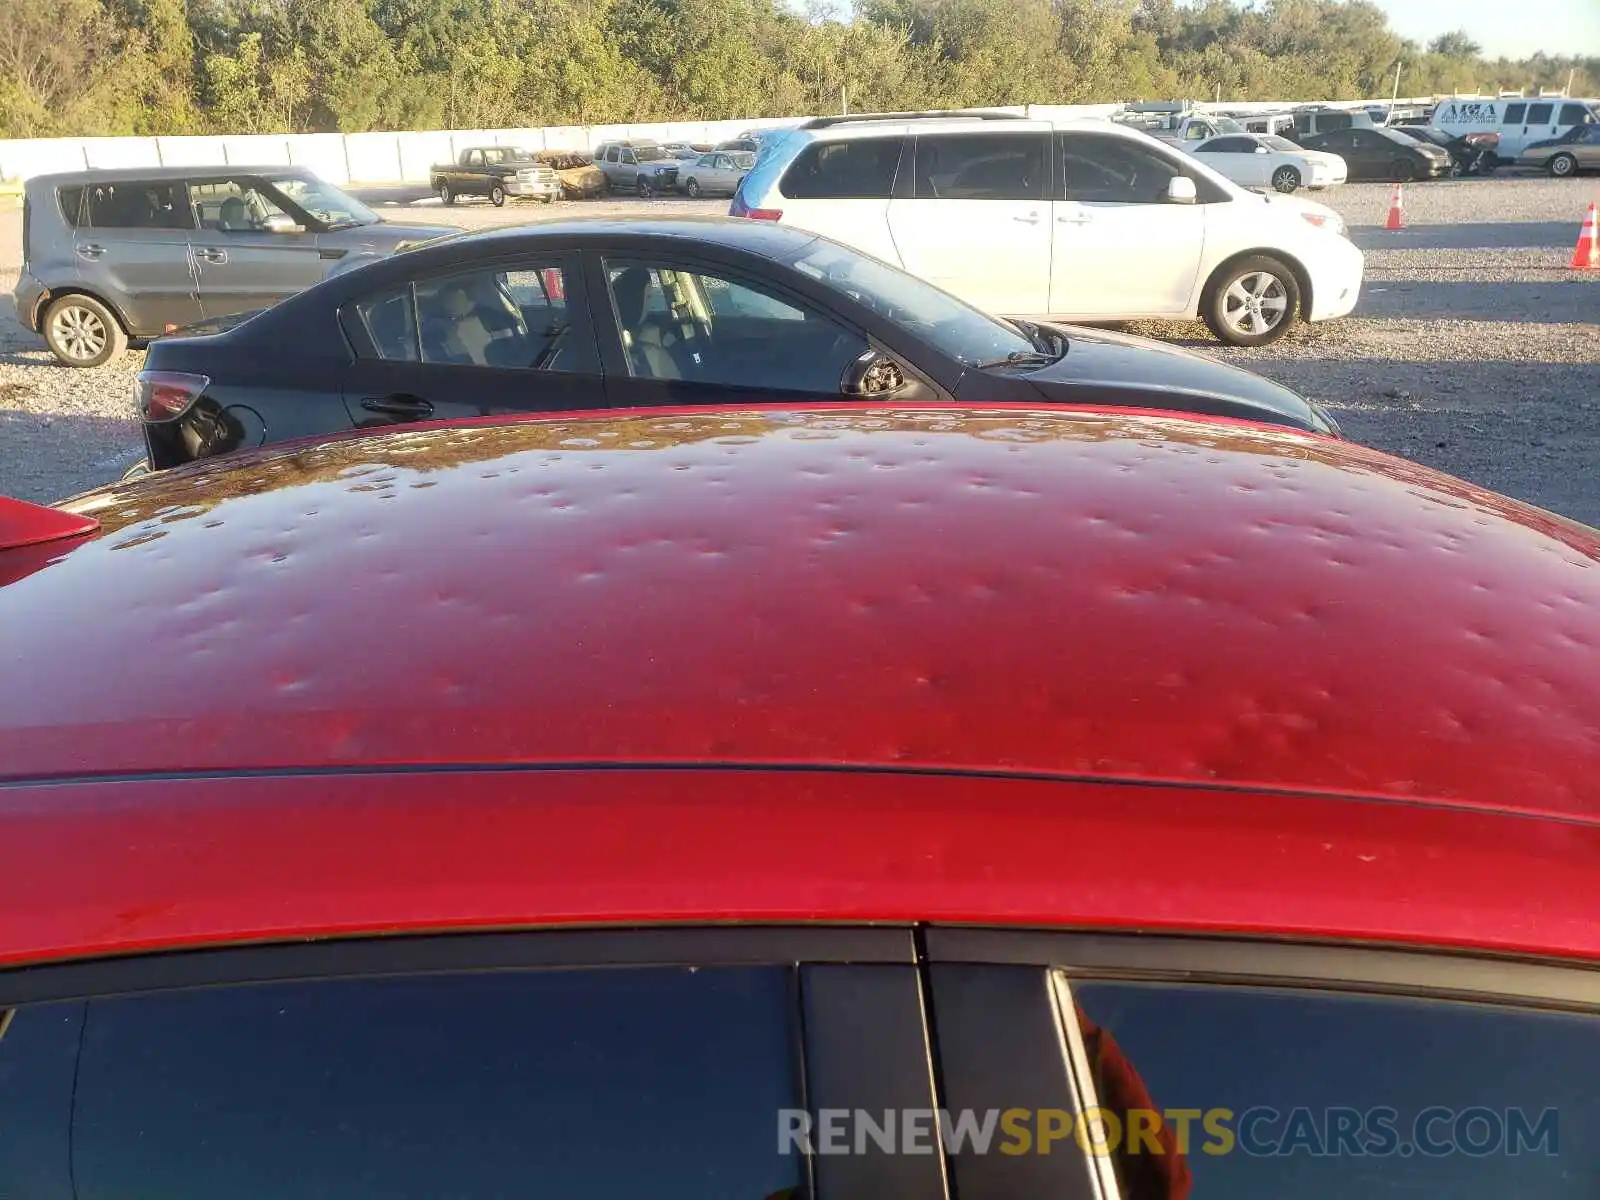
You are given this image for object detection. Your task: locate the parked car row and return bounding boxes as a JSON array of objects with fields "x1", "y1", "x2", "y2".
[{"x1": 593, "y1": 138, "x2": 760, "y2": 196}]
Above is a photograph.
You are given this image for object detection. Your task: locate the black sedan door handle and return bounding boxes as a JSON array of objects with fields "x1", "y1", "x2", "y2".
[{"x1": 360, "y1": 394, "x2": 434, "y2": 418}]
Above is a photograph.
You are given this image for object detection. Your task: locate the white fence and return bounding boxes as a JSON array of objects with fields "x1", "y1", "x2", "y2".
[{"x1": 0, "y1": 99, "x2": 1436, "y2": 184}]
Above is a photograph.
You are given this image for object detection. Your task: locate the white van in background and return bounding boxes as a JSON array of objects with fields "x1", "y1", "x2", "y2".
[
  {"x1": 1432, "y1": 96, "x2": 1600, "y2": 160},
  {"x1": 731, "y1": 111, "x2": 1364, "y2": 347}
]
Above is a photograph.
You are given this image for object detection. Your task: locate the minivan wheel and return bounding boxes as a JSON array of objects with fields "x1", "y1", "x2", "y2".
[
  {"x1": 1270, "y1": 165, "x2": 1301, "y2": 193},
  {"x1": 1203, "y1": 256, "x2": 1300, "y2": 347},
  {"x1": 1390, "y1": 159, "x2": 1416, "y2": 182},
  {"x1": 438, "y1": 182, "x2": 454, "y2": 206},
  {"x1": 1548, "y1": 153, "x2": 1578, "y2": 178},
  {"x1": 490, "y1": 183, "x2": 506, "y2": 207},
  {"x1": 43, "y1": 294, "x2": 127, "y2": 368}
]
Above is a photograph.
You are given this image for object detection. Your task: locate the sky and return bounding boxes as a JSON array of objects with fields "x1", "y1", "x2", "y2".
[{"x1": 1365, "y1": 0, "x2": 1600, "y2": 60}]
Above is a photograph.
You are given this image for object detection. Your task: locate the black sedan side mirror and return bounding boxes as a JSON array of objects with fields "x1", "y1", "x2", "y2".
[{"x1": 840, "y1": 348, "x2": 907, "y2": 399}]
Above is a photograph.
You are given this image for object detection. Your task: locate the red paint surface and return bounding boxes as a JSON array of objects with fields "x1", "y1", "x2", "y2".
[{"x1": 3, "y1": 404, "x2": 1600, "y2": 968}]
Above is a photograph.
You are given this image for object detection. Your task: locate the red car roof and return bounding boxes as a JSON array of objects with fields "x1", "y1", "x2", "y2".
[
  {"x1": 6, "y1": 405, "x2": 1599, "y2": 811},
  {"x1": 4, "y1": 405, "x2": 1600, "y2": 969}
]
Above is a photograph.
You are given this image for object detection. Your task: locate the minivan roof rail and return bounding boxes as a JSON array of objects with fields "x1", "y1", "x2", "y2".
[{"x1": 800, "y1": 110, "x2": 1023, "y2": 129}]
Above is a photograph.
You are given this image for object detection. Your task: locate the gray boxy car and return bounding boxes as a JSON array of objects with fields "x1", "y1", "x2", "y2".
[{"x1": 14, "y1": 166, "x2": 459, "y2": 366}]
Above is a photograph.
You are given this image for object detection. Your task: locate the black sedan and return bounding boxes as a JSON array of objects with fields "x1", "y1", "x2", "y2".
[
  {"x1": 136, "y1": 218, "x2": 1338, "y2": 470},
  {"x1": 1299, "y1": 127, "x2": 1453, "y2": 182},
  {"x1": 1391, "y1": 124, "x2": 1498, "y2": 175}
]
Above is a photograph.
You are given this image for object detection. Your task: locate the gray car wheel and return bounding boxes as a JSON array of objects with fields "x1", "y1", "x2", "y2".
[
  {"x1": 438, "y1": 182, "x2": 454, "y2": 206},
  {"x1": 1548, "y1": 153, "x2": 1578, "y2": 178},
  {"x1": 490, "y1": 183, "x2": 506, "y2": 207},
  {"x1": 43, "y1": 294, "x2": 128, "y2": 368},
  {"x1": 685, "y1": 177, "x2": 702, "y2": 198},
  {"x1": 636, "y1": 176, "x2": 653, "y2": 197}
]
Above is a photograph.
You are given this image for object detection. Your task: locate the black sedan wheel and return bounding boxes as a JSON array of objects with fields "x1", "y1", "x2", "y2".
[
  {"x1": 1390, "y1": 158, "x2": 1416, "y2": 182},
  {"x1": 490, "y1": 183, "x2": 507, "y2": 207},
  {"x1": 1548, "y1": 153, "x2": 1578, "y2": 178}
]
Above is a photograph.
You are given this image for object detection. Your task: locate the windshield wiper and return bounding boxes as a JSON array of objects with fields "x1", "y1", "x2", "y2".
[{"x1": 974, "y1": 350, "x2": 1057, "y2": 370}]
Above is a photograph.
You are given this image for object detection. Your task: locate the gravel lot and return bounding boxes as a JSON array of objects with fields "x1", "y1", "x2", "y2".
[{"x1": 2, "y1": 178, "x2": 1597, "y2": 520}]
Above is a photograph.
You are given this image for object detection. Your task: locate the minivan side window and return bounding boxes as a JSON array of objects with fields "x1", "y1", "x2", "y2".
[
  {"x1": 1060, "y1": 134, "x2": 1187, "y2": 205},
  {"x1": 1558, "y1": 104, "x2": 1590, "y2": 126},
  {"x1": 1503, "y1": 103, "x2": 1527, "y2": 124},
  {"x1": 1527, "y1": 103, "x2": 1554, "y2": 124},
  {"x1": 913, "y1": 133, "x2": 1047, "y2": 200},
  {"x1": 1068, "y1": 980, "x2": 1600, "y2": 1200},
  {"x1": 82, "y1": 182, "x2": 193, "y2": 230},
  {"x1": 782, "y1": 136, "x2": 905, "y2": 199},
  {"x1": 71, "y1": 967, "x2": 803, "y2": 1199}
]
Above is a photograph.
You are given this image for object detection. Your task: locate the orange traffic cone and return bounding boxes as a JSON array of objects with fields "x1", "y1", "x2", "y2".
[
  {"x1": 1569, "y1": 202, "x2": 1599, "y2": 270},
  {"x1": 1384, "y1": 183, "x2": 1405, "y2": 231}
]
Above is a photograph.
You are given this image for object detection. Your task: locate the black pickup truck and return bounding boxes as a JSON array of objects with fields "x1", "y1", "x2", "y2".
[{"x1": 429, "y1": 147, "x2": 561, "y2": 207}]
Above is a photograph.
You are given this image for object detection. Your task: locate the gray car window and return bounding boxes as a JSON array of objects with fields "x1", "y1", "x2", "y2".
[
  {"x1": 189, "y1": 180, "x2": 291, "y2": 232},
  {"x1": 82, "y1": 182, "x2": 194, "y2": 230}
]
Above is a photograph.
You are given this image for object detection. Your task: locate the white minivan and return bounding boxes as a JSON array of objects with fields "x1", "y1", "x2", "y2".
[
  {"x1": 1431, "y1": 96, "x2": 1600, "y2": 160},
  {"x1": 731, "y1": 112, "x2": 1364, "y2": 346}
]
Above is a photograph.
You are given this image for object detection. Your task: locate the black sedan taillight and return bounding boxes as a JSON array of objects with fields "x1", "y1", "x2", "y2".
[{"x1": 134, "y1": 371, "x2": 210, "y2": 422}]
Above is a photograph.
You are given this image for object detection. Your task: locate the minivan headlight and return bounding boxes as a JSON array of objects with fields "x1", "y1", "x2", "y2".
[{"x1": 1301, "y1": 211, "x2": 1347, "y2": 238}]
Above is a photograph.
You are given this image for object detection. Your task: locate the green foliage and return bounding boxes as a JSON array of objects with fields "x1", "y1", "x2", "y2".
[{"x1": 0, "y1": 0, "x2": 1595, "y2": 138}]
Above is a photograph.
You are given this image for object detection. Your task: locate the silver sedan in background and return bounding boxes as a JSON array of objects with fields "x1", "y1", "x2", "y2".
[{"x1": 678, "y1": 151, "x2": 756, "y2": 198}]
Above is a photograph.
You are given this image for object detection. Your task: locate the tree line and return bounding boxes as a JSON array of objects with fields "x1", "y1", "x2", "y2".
[{"x1": 1, "y1": 0, "x2": 1595, "y2": 139}]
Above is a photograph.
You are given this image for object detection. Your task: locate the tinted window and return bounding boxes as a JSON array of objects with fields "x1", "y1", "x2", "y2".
[
  {"x1": 74, "y1": 967, "x2": 802, "y2": 1200},
  {"x1": 56, "y1": 185, "x2": 84, "y2": 227},
  {"x1": 353, "y1": 283, "x2": 419, "y2": 361},
  {"x1": 1528, "y1": 103, "x2": 1554, "y2": 124},
  {"x1": 83, "y1": 181, "x2": 193, "y2": 230},
  {"x1": 1503, "y1": 103, "x2": 1527, "y2": 124},
  {"x1": 1061, "y1": 134, "x2": 1183, "y2": 204},
  {"x1": 1320, "y1": 113, "x2": 1353, "y2": 131},
  {"x1": 914, "y1": 133, "x2": 1046, "y2": 200},
  {"x1": 404, "y1": 264, "x2": 586, "y2": 370},
  {"x1": 606, "y1": 259, "x2": 866, "y2": 391},
  {"x1": 604, "y1": 145, "x2": 620, "y2": 162},
  {"x1": 1070, "y1": 980, "x2": 1600, "y2": 1200},
  {"x1": 782, "y1": 136, "x2": 904, "y2": 199},
  {"x1": 784, "y1": 237, "x2": 1037, "y2": 367},
  {"x1": 1559, "y1": 104, "x2": 1590, "y2": 125},
  {"x1": 0, "y1": 1002, "x2": 83, "y2": 1199}
]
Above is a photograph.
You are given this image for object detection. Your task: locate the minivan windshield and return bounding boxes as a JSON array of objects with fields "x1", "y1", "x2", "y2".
[
  {"x1": 267, "y1": 176, "x2": 378, "y2": 229},
  {"x1": 785, "y1": 238, "x2": 1045, "y2": 367}
]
